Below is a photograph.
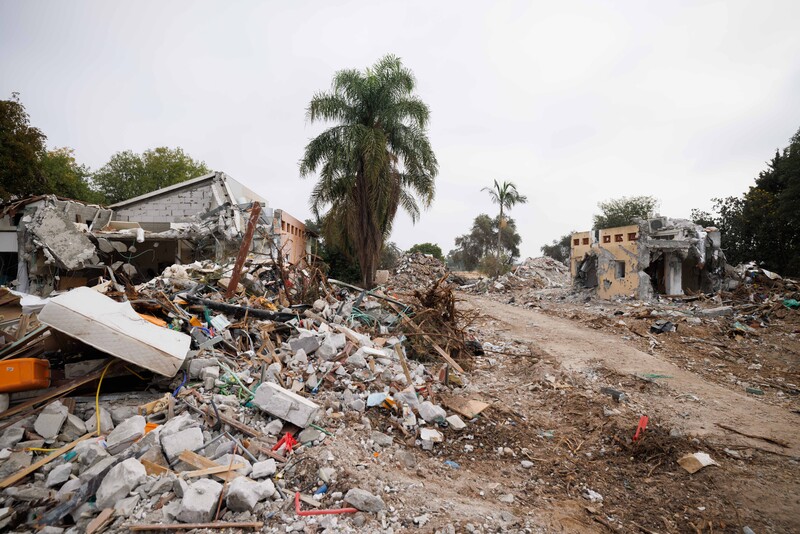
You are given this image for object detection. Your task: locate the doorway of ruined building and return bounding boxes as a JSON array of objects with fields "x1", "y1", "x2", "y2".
[
  {"x1": 577, "y1": 255, "x2": 598, "y2": 288},
  {"x1": 681, "y1": 256, "x2": 702, "y2": 294},
  {"x1": 645, "y1": 254, "x2": 666, "y2": 294}
]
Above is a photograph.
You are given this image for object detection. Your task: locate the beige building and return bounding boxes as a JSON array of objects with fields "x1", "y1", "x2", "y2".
[
  {"x1": 274, "y1": 210, "x2": 314, "y2": 265},
  {"x1": 571, "y1": 217, "x2": 726, "y2": 300}
]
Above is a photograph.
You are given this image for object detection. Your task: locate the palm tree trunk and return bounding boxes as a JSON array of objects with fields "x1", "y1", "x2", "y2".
[
  {"x1": 497, "y1": 205, "x2": 504, "y2": 257},
  {"x1": 355, "y1": 164, "x2": 379, "y2": 289}
]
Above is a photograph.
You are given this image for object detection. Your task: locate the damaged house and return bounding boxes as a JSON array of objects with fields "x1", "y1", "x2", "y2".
[
  {"x1": 0, "y1": 172, "x2": 313, "y2": 296},
  {"x1": 571, "y1": 217, "x2": 726, "y2": 299}
]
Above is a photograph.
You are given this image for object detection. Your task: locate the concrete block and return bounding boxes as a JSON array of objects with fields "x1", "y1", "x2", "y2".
[
  {"x1": 225, "y1": 477, "x2": 264, "y2": 512},
  {"x1": 344, "y1": 488, "x2": 385, "y2": 512},
  {"x1": 34, "y1": 402, "x2": 68, "y2": 439},
  {"x1": 252, "y1": 382, "x2": 320, "y2": 428},
  {"x1": 0, "y1": 427, "x2": 24, "y2": 449},
  {"x1": 105, "y1": 415, "x2": 145, "y2": 454},
  {"x1": 46, "y1": 463, "x2": 73, "y2": 487},
  {"x1": 187, "y1": 357, "x2": 219, "y2": 379},
  {"x1": 162, "y1": 426, "x2": 204, "y2": 462},
  {"x1": 57, "y1": 478, "x2": 82, "y2": 501},
  {"x1": 79, "y1": 456, "x2": 116, "y2": 482},
  {"x1": 159, "y1": 412, "x2": 197, "y2": 440},
  {"x1": 60, "y1": 415, "x2": 87, "y2": 441},
  {"x1": 177, "y1": 478, "x2": 223, "y2": 523},
  {"x1": 114, "y1": 494, "x2": 140, "y2": 517},
  {"x1": 95, "y1": 458, "x2": 147, "y2": 508},
  {"x1": 289, "y1": 336, "x2": 319, "y2": 355},
  {"x1": 417, "y1": 401, "x2": 447, "y2": 423},
  {"x1": 250, "y1": 459, "x2": 276, "y2": 479},
  {"x1": 75, "y1": 442, "x2": 109, "y2": 468},
  {"x1": 84, "y1": 407, "x2": 114, "y2": 434},
  {"x1": 214, "y1": 453, "x2": 251, "y2": 476}
]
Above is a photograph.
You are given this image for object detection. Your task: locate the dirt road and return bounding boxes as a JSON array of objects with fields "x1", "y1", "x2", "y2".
[{"x1": 465, "y1": 294, "x2": 800, "y2": 457}]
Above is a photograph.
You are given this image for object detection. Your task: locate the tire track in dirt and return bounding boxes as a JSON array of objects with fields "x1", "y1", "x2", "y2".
[{"x1": 465, "y1": 294, "x2": 800, "y2": 457}]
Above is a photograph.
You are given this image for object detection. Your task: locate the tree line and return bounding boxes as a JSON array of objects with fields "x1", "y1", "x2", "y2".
[{"x1": 0, "y1": 93, "x2": 209, "y2": 205}]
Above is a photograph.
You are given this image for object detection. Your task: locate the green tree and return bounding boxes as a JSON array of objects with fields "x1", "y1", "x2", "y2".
[
  {"x1": 300, "y1": 54, "x2": 438, "y2": 288},
  {"x1": 448, "y1": 214, "x2": 521, "y2": 271},
  {"x1": 693, "y1": 128, "x2": 800, "y2": 274},
  {"x1": 482, "y1": 180, "x2": 527, "y2": 254},
  {"x1": 39, "y1": 147, "x2": 102, "y2": 203},
  {"x1": 407, "y1": 242, "x2": 444, "y2": 261},
  {"x1": 379, "y1": 241, "x2": 402, "y2": 270},
  {"x1": 93, "y1": 147, "x2": 210, "y2": 204},
  {"x1": 0, "y1": 93, "x2": 47, "y2": 200},
  {"x1": 540, "y1": 232, "x2": 573, "y2": 263},
  {"x1": 593, "y1": 195, "x2": 659, "y2": 229}
]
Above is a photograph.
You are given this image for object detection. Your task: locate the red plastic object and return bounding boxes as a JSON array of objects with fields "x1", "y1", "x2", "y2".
[
  {"x1": 633, "y1": 415, "x2": 649, "y2": 441},
  {"x1": 295, "y1": 492, "x2": 357, "y2": 516},
  {"x1": 272, "y1": 432, "x2": 298, "y2": 453}
]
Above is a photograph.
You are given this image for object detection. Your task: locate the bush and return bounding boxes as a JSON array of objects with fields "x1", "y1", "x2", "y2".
[{"x1": 478, "y1": 254, "x2": 512, "y2": 278}]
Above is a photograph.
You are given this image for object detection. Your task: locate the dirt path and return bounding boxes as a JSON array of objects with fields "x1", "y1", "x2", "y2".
[{"x1": 465, "y1": 294, "x2": 800, "y2": 456}]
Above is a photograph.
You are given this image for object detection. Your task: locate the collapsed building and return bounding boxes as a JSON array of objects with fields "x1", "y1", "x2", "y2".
[
  {"x1": 570, "y1": 217, "x2": 726, "y2": 299},
  {"x1": 0, "y1": 172, "x2": 314, "y2": 296}
]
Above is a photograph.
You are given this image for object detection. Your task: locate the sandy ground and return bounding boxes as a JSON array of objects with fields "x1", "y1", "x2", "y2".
[{"x1": 316, "y1": 293, "x2": 800, "y2": 533}]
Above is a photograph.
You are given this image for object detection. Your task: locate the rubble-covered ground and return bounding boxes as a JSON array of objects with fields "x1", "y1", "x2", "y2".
[{"x1": 0, "y1": 254, "x2": 797, "y2": 533}]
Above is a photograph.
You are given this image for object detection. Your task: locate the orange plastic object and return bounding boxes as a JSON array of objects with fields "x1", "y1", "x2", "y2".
[
  {"x1": 138, "y1": 313, "x2": 168, "y2": 327},
  {"x1": 0, "y1": 358, "x2": 51, "y2": 393},
  {"x1": 144, "y1": 422, "x2": 159, "y2": 434}
]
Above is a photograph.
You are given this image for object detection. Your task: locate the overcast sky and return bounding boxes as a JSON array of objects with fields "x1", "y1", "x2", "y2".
[{"x1": 2, "y1": 1, "x2": 799, "y2": 258}]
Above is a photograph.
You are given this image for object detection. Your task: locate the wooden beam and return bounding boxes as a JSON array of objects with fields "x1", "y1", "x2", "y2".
[
  {"x1": 177, "y1": 450, "x2": 241, "y2": 482},
  {"x1": 0, "y1": 433, "x2": 93, "y2": 488},
  {"x1": 225, "y1": 202, "x2": 262, "y2": 299},
  {"x1": 182, "y1": 463, "x2": 244, "y2": 479},
  {"x1": 130, "y1": 522, "x2": 263, "y2": 531}
]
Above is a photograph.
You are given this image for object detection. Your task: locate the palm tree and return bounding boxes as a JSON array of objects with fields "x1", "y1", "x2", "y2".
[
  {"x1": 300, "y1": 55, "x2": 438, "y2": 288},
  {"x1": 482, "y1": 180, "x2": 528, "y2": 255}
]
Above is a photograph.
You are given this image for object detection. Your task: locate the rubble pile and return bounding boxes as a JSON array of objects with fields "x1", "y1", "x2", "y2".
[
  {"x1": 0, "y1": 255, "x2": 482, "y2": 532},
  {"x1": 460, "y1": 256, "x2": 570, "y2": 295},
  {"x1": 389, "y1": 252, "x2": 450, "y2": 293}
]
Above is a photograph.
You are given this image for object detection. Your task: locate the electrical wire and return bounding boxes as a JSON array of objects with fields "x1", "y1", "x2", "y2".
[{"x1": 95, "y1": 361, "x2": 114, "y2": 436}]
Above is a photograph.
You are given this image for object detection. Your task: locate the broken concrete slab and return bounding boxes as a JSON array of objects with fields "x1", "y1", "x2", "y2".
[
  {"x1": 84, "y1": 407, "x2": 114, "y2": 434},
  {"x1": 225, "y1": 477, "x2": 266, "y2": 512},
  {"x1": 289, "y1": 335, "x2": 320, "y2": 355},
  {"x1": 0, "y1": 427, "x2": 24, "y2": 449},
  {"x1": 95, "y1": 458, "x2": 147, "y2": 508},
  {"x1": 250, "y1": 459, "x2": 276, "y2": 479},
  {"x1": 161, "y1": 426, "x2": 203, "y2": 463},
  {"x1": 114, "y1": 494, "x2": 140, "y2": 516},
  {"x1": 60, "y1": 414, "x2": 87, "y2": 441},
  {"x1": 214, "y1": 453, "x2": 252, "y2": 476},
  {"x1": 446, "y1": 415, "x2": 466, "y2": 430},
  {"x1": 39, "y1": 287, "x2": 191, "y2": 377},
  {"x1": 177, "y1": 478, "x2": 223, "y2": 523},
  {"x1": 344, "y1": 488, "x2": 385, "y2": 512},
  {"x1": 252, "y1": 382, "x2": 320, "y2": 428},
  {"x1": 105, "y1": 415, "x2": 145, "y2": 455},
  {"x1": 45, "y1": 463, "x2": 73, "y2": 488},
  {"x1": 34, "y1": 402, "x2": 69, "y2": 439}
]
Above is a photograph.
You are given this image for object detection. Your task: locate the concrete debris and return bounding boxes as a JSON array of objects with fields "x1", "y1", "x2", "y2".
[
  {"x1": 105, "y1": 415, "x2": 146, "y2": 455},
  {"x1": 177, "y1": 478, "x2": 223, "y2": 523},
  {"x1": 34, "y1": 401, "x2": 68, "y2": 439},
  {"x1": 95, "y1": 458, "x2": 147, "y2": 508},
  {"x1": 161, "y1": 426, "x2": 204, "y2": 462},
  {"x1": 252, "y1": 382, "x2": 321, "y2": 429},
  {"x1": 344, "y1": 488, "x2": 386, "y2": 512},
  {"x1": 45, "y1": 463, "x2": 73, "y2": 488}
]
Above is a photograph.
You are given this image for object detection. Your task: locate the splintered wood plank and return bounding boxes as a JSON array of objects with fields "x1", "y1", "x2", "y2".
[
  {"x1": 182, "y1": 463, "x2": 245, "y2": 479},
  {"x1": 177, "y1": 450, "x2": 241, "y2": 482},
  {"x1": 0, "y1": 433, "x2": 93, "y2": 488}
]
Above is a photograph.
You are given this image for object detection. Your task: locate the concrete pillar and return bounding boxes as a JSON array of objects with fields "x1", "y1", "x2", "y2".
[{"x1": 665, "y1": 252, "x2": 683, "y2": 295}]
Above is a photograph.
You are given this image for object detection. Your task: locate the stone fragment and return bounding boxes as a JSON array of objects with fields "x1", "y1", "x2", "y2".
[
  {"x1": 79, "y1": 456, "x2": 116, "y2": 482},
  {"x1": 173, "y1": 478, "x2": 189, "y2": 498},
  {"x1": 56, "y1": 478, "x2": 82, "y2": 501},
  {"x1": 95, "y1": 458, "x2": 147, "y2": 508},
  {"x1": 177, "y1": 478, "x2": 223, "y2": 523},
  {"x1": 105, "y1": 415, "x2": 145, "y2": 454},
  {"x1": 214, "y1": 453, "x2": 251, "y2": 476},
  {"x1": 371, "y1": 431, "x2": 393, "y2": 447},
  {"x1": 225, "y1": 477, "x2": 267, "y2": 512},
  {"x1": 252, "y1": 382, "x2": 320, "y2": 428},
  {"x1": 46, "y1": 463, "x2": 73, "y2": 487},
  {"x1": 161, "y1": 426, "x2": 203, "y2": 462},
  {"x1": 289, "y1": 336, "x2": 320, "y2": 355},
  {"x1": 521, "y1": 460, "x2": 534, "y2": 469},
  {"x1": 34, "y1": 402, "x2": 68, "y2": 439},
  {"x1": 60, "y1": 415, "x2": 87, "y2": 441},
  {"x1": 84, "y1": 407, "x2": 114, "y2": 434},
  {"x1": 265, "y1": 419, "x2": 283, "y2": 435},
  {"x1": 158, "y1": 412, "x2": 197, "y2": 440},
  {"x1": 298, "y1": 427, "x2": 322, "y2": 443},
  {"x1": 251, "y1": 459, "x2": 277, "y2": 479},
  {"x1": 187, "y1": 357, "x2": 219, "y2": 379},
  {"x1": 114, "y1": 494, "x2": 140, "y2": 516},
  {"x1": 148, "y1": 474, "x2": 176, "y2": 496},
  {"x1": 344, "y1": 488, "x2": 385, "y2": 512},
  {"x1": 345, "y1": 353, "x2": 367, "y2": 368},
  {"x1": 0, "y1": 427, "x2": 24, "y2": 449},
  {"x1": 76, "y1": 442, "x2": 109, "y2": 468}
]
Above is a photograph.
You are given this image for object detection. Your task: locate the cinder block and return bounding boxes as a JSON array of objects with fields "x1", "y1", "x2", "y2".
[{"x1": 252, "y1": 382, "x2": 320, "y2": 428}]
